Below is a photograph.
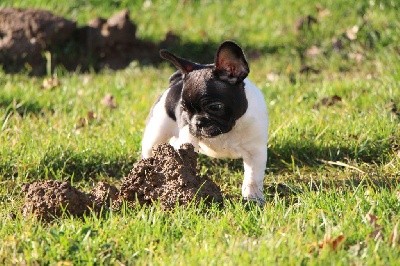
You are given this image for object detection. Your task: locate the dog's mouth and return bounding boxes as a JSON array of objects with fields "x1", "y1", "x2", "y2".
[
  {"x1": 189, "y1": 119, "x2": 231, "y2": 138},
  {"x1": 189, "y1": 125, "x2": 222, "y2": 138}
]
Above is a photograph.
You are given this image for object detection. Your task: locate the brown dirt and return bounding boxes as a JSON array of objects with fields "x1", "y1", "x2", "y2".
[
  {"x1": 81, "y1": 9, "x2": 160, "y2": 70},
  {"x1": 0, "y1": 8, "x2": 76, "y2": 75},
  {"x1": 90, "y1": 181, "x2": 119, "y2": 208},
  {"x1": 118, "y1": 143, "x2": 223, "y2": 210},
  {"x1": 21, "y1": 180, "x2": 96, "y2": 221},
  {"x1": 21, "y1": 144, "x2": 223, "y2": 221},
  {"x1": 0, "y1": 8, "x2": 179, "y2": 75}
]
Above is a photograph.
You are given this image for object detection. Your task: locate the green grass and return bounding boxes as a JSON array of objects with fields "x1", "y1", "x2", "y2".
[{"x1": 1, "y1": 0, "x2": 400, "y2": 264}]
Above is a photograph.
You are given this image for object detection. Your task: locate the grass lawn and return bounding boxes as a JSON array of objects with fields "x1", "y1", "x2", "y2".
[{"x1": 1, "y1": 0, "x2": 399, "y2": 264}]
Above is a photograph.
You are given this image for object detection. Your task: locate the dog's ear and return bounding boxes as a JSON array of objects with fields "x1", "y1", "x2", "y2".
[
  {"x1": 160, "y1": 50, "x2": 200, "y2": 74},
  {"x1": 214, "y1": 41, "x2": 249, "y2": 84}
]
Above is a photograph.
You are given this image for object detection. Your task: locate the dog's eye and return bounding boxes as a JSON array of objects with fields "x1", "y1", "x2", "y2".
[{"x1": 206, "y1": 102, "x2": 224, "y2": 113}]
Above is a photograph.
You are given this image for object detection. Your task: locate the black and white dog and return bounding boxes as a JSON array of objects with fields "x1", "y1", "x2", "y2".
[{"x1": 142, "y1": 41, "x2": 268, "y2": 204}]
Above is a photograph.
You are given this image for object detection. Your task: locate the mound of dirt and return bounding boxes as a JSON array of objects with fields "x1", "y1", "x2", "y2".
[
  {"x1": 21, "y1": 180, "x2": 95, "y2": 221},
  {"x1": 85, "y1": 9, "x2": 145, "y2": 70},
  {"x1": 0, "y1": 8, "x2": 76, "y2": 75},
  {"x1": 0, "y1": 8, "x2": 179, "y2": 75},
  {"x1": 21, "y1": 144, "x2": 222, "y2": 221},
  {"x1": 118, "y1": 143, "x2": 223, "y2": 210},
  {"x1": 90, "y1": 181, "x2": 119, "y2": 208}
]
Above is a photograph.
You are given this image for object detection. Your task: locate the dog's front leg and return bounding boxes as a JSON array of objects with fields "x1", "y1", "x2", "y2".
[{"x1": 242, "y1": 149, "x2": 267, "y2": 205}]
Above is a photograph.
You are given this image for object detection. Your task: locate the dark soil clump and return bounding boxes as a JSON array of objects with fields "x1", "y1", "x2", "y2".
[
  {"x1": 119, "y1": 143, "x2": 223, "y2": 210},
  {"x1": 0, "y1": 8, "x2": 179, "y2": 75},
  {"x1": 21, "y1": 144, "x2": 222, "y2": 221},
  {"x1": 90, "y1": 181, "x2": 119, "y2": 208},
  {"x1": 21, "y1": 180, "x2": 96, "y2": 221},
  {"x1": 0, "y1": 8, "x2": 76, "y2": 75}
]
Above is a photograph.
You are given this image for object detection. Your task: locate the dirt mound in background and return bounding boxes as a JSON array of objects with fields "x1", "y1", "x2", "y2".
[
  {"x1": 21, "y1": 144, "x2": 222, "y2": 221},
  {"x1": 0, "y1": 8, "x2": 77, "y2": 75},
  {"x1": 118, "y1": 143, "x2": 223, "y2": 210},
  {"x1": 0, "y1": 8, "x2": 179, "y2": 75}
]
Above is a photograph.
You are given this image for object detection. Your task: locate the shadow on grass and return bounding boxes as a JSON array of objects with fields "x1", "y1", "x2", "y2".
[
  {"x1": 158, "y1": 39, "x2": 282, "y2": 64},
  {"x1": 1, "y1": 137, "x2": 396, "y2": 186},
  {"x1": 198, "y1": 137, "x2": 398, "y2": 201},
  {"x1": 4, "y1": 33, "x2": 283, "y2": 75},
  {"x1": 0, "y1": 150, "x2": 136, "y2": 181},
  {"x1": 221, "y1": 176, "x2": 399, "y2": 215},
  {"x1": 0, "y1": 160, "x2": 18, "y2": 180},
  {"x1": 264, "y1": 176, "x2": 399, "y2": 200},
  {"x1": 0, "y1": 95, "x2": 49, "y2": 117},
  {"x1": 198, "y1": 137, "x2": 396, "y2": 175},
  {"x1": 32, "y1": 148, "x2": 138, "y2": 181},
  {"x1": 268, "y1": 138, "x2": 395, "y2": 169},
  {"x1": 54, "y1": 37, "x2": 283, "y2": 75}
]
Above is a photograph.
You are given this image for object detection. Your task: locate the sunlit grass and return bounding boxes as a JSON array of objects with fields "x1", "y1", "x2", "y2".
[{"x1": 0, "y1": 0, "x2": 399, "y2": 264}]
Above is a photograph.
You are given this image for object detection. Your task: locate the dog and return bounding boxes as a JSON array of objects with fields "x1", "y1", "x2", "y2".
[{"x1": 141, "y1": 41, "x2": 268, "y2": 204}]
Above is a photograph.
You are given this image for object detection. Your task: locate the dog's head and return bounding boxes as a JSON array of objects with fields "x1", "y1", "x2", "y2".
[{"x1": 160, "y1": 41, "x2": 249, "y2": 138}]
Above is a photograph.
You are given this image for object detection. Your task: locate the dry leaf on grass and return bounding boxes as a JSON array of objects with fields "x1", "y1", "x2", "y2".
[
  {"x1": 87, "y1": 111, "x2": 97, "y2": 121},
  {"x1": 75, "y1": 117, "x2": 87, "y2": 130},
  {"x1": 101, "y1": 94, "x2": 117, "y2": 109},
  {"x1": 366, "y1": 213, "x2": 379, "y2": 226},
  {"x1": 75, "y1": 111, "x2": 98, "y2": 129},
  {"x1": 348, "y1": 52, "x2": 364, "y2": 62},
  {"x1": 42, "y1": 76, "x2": 60, "y2": 90},
  {"x1": 313, "y1": 95, "x2": 342, "y2": 109},
  {"x1": 266, "y1": 72, "x2": 279, "y2": 82},
  {"x1": 82, "y1": 75, "x2": 91, "y2": 86},
  {"x1": 345, "y1": 25, "x2": 359, "y2": 41},
  {"x1": 348, "y1": 241, "x2": 366, "y2": 257},
  {"x1": 309, "y1": 234, "x2": 346, "y2": 253},
  {"x1": 306, "y1": 45, "x2": 321, "y2": 57},
  {"x1": 316, "y1": 4, "x2": 330, "y2": 19}
]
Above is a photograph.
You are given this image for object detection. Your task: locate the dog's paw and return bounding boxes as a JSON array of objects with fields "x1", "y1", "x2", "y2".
[
  {"x1": 242, "y1": 183, "x2": 265, "y2": 206},
  {"x1": 242, "y1": 196, "x2": 266, "y2": 208}
]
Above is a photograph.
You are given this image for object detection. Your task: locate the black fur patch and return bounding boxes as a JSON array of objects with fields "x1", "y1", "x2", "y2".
[
  {"x1": 165, "y1": 71, "x2": 184, "y2": 121},
  {"x1": 179, "y1": 68, "x2": 248, "y2": 137}
]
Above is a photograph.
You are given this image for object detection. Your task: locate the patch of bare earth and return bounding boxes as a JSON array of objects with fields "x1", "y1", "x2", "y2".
[
  {"x1": 21, "y1": 144, "x2": 223, "y2": 221},
  {"x1": 118, "y1": 143, "x2": 223, "y2": 210},
  {"x1": 0, "y1": 8, "x2": 179, "y2": 74}
]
